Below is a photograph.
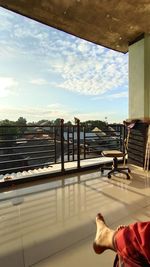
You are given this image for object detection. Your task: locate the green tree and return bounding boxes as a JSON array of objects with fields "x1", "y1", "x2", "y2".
[
  {"x1": 0, "y1": 120, "x2": 18, "y2": 139},
  {"x1": 16, "y1": 117, "x2": 27, "y2": 135},
  {"x1": 54, "y1": 118, "x2": 62, "y2": 126},
  {"x1": 65, "y1": 121, "x2": 72, "y2": 126},
  {"x1": 16, "y1": 117, "x2": 27, "y2": 126}
]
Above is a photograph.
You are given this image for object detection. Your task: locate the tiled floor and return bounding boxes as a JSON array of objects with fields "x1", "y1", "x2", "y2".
[{"x1": 0, "y1": 164, "x2": 150, "y2": 267}]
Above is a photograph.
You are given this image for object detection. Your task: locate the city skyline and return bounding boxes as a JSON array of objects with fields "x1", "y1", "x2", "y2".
[{"x1": 0, "y1": 7, "x2": 128, "y2": 123}]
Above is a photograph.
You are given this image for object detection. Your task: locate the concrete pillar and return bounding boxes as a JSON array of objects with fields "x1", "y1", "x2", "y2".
[{"x1": 129, "y1": 34, "x2": 150, "y2": 119}]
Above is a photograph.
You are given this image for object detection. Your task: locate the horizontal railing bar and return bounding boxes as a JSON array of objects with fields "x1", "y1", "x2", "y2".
[
  {"x1": 0, "y1": 155, "x2": 55, "y2": 165},
  {"x1": 86, "y1": 150, "x2": 118, "y2": 153},
  {"x1": 128, "y1": 155, "x2": 143, "y2": 163},
  {"x1": 0, "y1": 144, "x2": 54, "y2": 150},
  {"x1": 85, "y1": 136, "x2": 119, "y2": 142},
  {"x1": 0, "y1": 150, "x2": 55, "y2": 158},
  {"x1": 84, "y1": 136, "x2": 119, "y2": 140},
  {"x1": 85, "y1": 151, "x2": 100, "y2": 154},
  {"x1": 84, "y1": 136, "x2": 101, "y2": 139},
  {"x1": 128, "y1": 140, "x2": 143, "y2": 147},
  {"x1": 0, "y1": 123, "x2": 124, "y2": 177},
  {"x1": 103, "y1": 130, "x2": 121, "y2": 133},
  {"x1": 0, "y1": 138, "x2": 55, "y2": 143},
  {"x1": 128, "y1": 145, "x2": 144, "y2": 153},
  {"x1": 85, "y1": 145, "x2": 118, "y2": 149},
  {"x1": 86, "y1": 140, "x2": 120, "y2": 144},
  {"x1": 0, "y1": 132, "x2": 54, "y2": 136},
  {"x1": 128, "y1": 137, "x2": 144, "y2": 143}
]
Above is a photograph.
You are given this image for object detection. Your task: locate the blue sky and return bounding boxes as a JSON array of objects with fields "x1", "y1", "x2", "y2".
[{"x1": 0, "y1": 7, "x2": 128, "y2": 123}]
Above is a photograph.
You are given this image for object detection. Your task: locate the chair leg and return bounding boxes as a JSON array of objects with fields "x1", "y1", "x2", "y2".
[
  {"x1": 101, "y1": 156, "x2": 130, "y2": 180},
  {"x1": 117, "y1": 169, "x2": 130, "y2": 180},
  {"x1": 107, "y1": 169, "x2": 115, "y2": 178}
]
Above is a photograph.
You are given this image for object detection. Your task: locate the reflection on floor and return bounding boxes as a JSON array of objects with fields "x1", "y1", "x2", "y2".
[{"x1": 0, "y1": 164, "x2": 150, "y2": 267}]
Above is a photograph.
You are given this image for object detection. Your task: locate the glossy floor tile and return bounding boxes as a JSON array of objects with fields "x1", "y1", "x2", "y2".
[{"x1": 0, "y1": 164, "x2": 149, "y2": 267}]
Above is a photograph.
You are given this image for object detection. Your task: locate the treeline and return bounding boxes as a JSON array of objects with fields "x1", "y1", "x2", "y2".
[
  {"x1": 0, "y1": 118, "x2": 108, "y2": 140},
  {"x1": 0, "y1": 117, "x2": 107, "y2": 129}
]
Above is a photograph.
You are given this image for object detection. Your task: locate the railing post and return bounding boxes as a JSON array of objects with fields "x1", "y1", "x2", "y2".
[
  {"x1": 75, "y1": 118, "x2": 80, "y2": 169},
  {"x1": 60, "y1": 119, "x2": 65, "y2": 172},
  {"x1": 54, "y1": 126, "x2": 57, "y2": 163},
  {"x1": 83, "y1": 126, "x2": 86, "y2": 159},
  {"x1": 72, "y1": 126, "x2": 75, "y2": 161},
  {"x1": 119, "y1": 125, "x2": 122, "y2": 151},
  {"x1": 122, "y1": 124, "x2": 126, "y2": 153},
  {"x1": 67, "y1": 126, "x2": 70, "y2": 162}
]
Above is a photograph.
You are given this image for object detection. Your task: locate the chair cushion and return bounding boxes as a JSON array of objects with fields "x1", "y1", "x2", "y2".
[{"x1": 102, "y1": 150, "x2": 124, "y2": 157}]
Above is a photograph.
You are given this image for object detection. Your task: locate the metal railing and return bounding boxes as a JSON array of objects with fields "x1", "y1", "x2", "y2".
[{"x1": 0, "y1": 120, "x2": 126, "y2": 177}]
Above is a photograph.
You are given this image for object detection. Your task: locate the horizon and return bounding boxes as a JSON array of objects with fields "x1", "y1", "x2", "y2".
[{"x1": 0, "y1": 7, "x2": 128, "y2": 124}]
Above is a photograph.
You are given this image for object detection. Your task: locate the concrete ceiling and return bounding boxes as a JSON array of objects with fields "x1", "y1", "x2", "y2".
[{"x1": 0, "y1": 0, "x2": 150, "y2": 53}]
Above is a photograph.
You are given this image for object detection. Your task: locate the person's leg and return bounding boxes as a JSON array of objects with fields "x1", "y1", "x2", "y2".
[
  {"x1": 93, "y1": 215, "x2": 150, "y2": 266},
  {"x1": 93, "y1": 213, "x2": 117, "y2": 254},
  {"x1": 114, "y1": 221, "x2": 150, "y2": 266}
]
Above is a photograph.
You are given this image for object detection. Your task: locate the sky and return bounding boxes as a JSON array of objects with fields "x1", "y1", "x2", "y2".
[{"x1": 0, "y1": 7, "x2": 128, "y2": 123}]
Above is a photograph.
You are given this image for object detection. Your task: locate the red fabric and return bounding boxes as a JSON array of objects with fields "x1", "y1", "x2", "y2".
[{"x1": 113, "y1": 222, "x2": 150, "y2": 267}]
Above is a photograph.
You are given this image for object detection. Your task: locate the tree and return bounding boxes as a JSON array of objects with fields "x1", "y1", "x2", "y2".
[
  {"x1": 65, "y1": 121, "x2": 72, "y2": 126},
  {"x1": 16, "y1": 117, "x2": 27, "y2": 135},
  {"x1": 16, "y1": 117, "x2": 27, "y2": 126},
  {"x1": 0, "y1": 120, "x2": 18, "y2": 140},
  {"x1": 54, "y1": 118, "x2": 62, "y2": 126}
]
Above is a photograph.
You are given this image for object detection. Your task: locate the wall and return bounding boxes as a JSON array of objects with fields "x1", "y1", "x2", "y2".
[{"x1": 129, "y1": 39, "x2": 144, "y2": 119}]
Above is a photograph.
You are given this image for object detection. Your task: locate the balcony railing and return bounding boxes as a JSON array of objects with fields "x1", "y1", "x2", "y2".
[{"x1": 0, "y1": 120, "x2": 126, "y2": 183}]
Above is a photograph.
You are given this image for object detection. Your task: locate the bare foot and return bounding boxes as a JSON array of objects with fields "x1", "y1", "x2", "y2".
[{"x1": 93, "y1": 213, "x2": 115, "y2": 254}]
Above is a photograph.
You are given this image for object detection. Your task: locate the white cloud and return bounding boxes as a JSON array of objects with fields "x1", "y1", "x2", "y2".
[
  {"x1": 0, "y1": 7, "x2": 128, "y2": 99},
  {"x1": 77, "y1": 42, "x2": 89, "y2": 53},
  {"x1": 73, "y1": 111, "x2": 116, "y2": 122},
  {"x1": 0, "y1": 41, "x2": 17, "y2": 58},
  {"x1": 0, "y1": 104, "x2": 126, "y2": 123},
  {"x1": 48, "y1": 39, "x2": 128, "y2": 96},
  {"x1": 93, "y1": 91, "x2": 128, "y2": 100},
  {"x1": 109, "y1": 92, "x2": 128, "y2": 99},
  {"x1": 30, "y1": 78, "x2": 48, "y2": 85},
  {"x1": 0, "y1": 77, "x2": 18, "y2": 97},
  {"x1": 0, "y1": 104, "x2": 73, "y2": 122},
  {"x1": 73, "y1": 110, "x2": 127, "y2": 123},
  {"x1": 0, "y1": 7, "x2": 128, "y2": 95},
  {"x1": 0, "y1": 7, "x2": 14, "y2": 29}
]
